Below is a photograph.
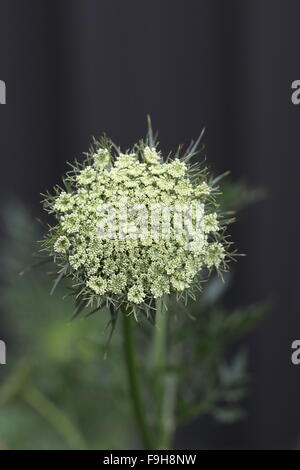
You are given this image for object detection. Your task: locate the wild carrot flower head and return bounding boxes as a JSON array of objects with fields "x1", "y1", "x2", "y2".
[{"x1": 42, "y1": 125, "x2": 232, "y2": 318}]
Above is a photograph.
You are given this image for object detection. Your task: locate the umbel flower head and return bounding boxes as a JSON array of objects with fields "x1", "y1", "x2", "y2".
[{"x1": 42, "y1": 122, "x2": 233, "y2": 319}]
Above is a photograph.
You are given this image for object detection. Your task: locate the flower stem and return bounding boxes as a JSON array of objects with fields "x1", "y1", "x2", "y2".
[
  {"x1": 152, "y1": 297, "x2": 167, "y2": 377},
  {"x1": 122, "y1": 312, "x2": 153, "y2": 449},
  {"x1": 152, "y1": 296, "x2": 176, "y2": 450}
]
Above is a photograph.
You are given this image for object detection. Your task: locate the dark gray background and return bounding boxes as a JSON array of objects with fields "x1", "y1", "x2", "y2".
[{"x1": 0, "y1": 0, "x2": 300, "y2": 449}]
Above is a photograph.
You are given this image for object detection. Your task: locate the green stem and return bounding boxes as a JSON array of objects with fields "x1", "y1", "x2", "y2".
[
  {"x1": 159, "y1": 374, "x2": 177, "y2": 450},
  {"x1": 122, "y1": 312, "x2": 153, "y2": 449},
  {"x1": 22, "y1": 385, "x2": 87, "y2": 450},
  {"x1": 152, "y1": 297, "x2": 167, "y2": 374},
  {"x1": 152, "y1": 296, "x2": 177, "y2": 450}
]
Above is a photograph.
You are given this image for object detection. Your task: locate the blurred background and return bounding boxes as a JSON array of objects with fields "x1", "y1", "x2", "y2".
[{"x1": 0, "y1": 0, "x2": 300, "y2": 450}]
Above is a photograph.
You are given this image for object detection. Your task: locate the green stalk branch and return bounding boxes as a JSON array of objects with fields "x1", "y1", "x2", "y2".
[{"x1": 22, "y1": 385, "x2": 87, "y2": 450}]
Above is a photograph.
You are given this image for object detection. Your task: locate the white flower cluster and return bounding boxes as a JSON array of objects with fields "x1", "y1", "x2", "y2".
[{"x1": 45, "y1": 143, "x2": 226, "y2": 306}]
